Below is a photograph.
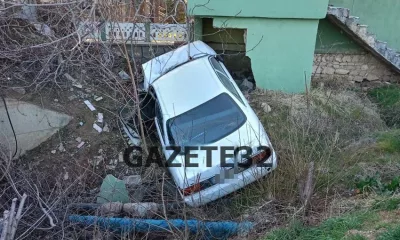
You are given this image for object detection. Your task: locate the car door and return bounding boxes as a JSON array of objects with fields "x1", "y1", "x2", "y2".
[{"x1": 150, "y1": 90, "x2": 171, "y2": 162}]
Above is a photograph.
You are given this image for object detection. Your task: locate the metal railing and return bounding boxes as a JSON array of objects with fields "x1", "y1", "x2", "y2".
[{"x1": 78, "y1": 21, "x2": 189, "y2": 44}]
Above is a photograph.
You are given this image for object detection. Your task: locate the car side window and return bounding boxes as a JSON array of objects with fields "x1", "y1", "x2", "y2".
[
  {"x1": 209, "y1": 57, "x2": 245, "y2": 105},
  {"x1": 150, "y1": 88, "x2": 165, "y2": 140}
]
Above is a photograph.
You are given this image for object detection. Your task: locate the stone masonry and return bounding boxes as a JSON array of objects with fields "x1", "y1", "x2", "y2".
[{"x1": 312, "y1": 53, "x2": 400, "y2": 85}]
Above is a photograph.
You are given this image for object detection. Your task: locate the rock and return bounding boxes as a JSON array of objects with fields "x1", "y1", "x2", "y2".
[
  {"x1": 349, "y1": 70, "x2": 359, "y2": 76},
  {"x1": 11, "y1": 87, "x2": 26, "y2": 95},
  {"x1": 343, "y1": 56, "x2": 352, "y2": 62},
  {"x1": 64, "y1": 73, "x2": 77, "y2": 82},
  {"x1": 361, "y1": 65, "x2": 369, "y2": 70},
  {"x1": 92, "y1": 156, "x2": 104, "y2": 166},
  {"x1": 322, "y1": 67, "x2": 335, "y2": 75},
  {"x1": 354, "y1": 76, "x2": 364, "y2": 83},
  {"x1": 335, "y1": 69, "x2": 349, "y2": 75},
  {"x1": 118, "y1": 152, "x2": 124, "y2": 163},
  {"x1": 123, "y1": 175, "x2": 142, "y2": 187},
  {"x1": 72, "y1": 84, "x2": 83, "y2": 89},
  {"x1": 239, "y1": 78, "x2": 255, "y2": 91},
  {"x1": 118, "y1": 70, "x2": 130, "y2": 80},
  {"x1": 68, "y1": 95, "x2": 78, "y2": 101},
  {"x1": 261, "y1": 102, "x2": 272, "y2": 113},
  {"x1": 58, "y1": 143, "x2": 66, "y2": 152},
  {"x1": 103, "y1": 124, "x2": 110, "y2": 132},
  {"x1": 63, "y1": 171, "x2": 69, "y2": 181},
  {"x1": 366, "y1": 74, "x2": 379, "y2": 81}
]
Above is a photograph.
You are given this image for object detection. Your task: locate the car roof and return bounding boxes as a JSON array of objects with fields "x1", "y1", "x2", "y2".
[
  {"x1": 151, "y1": 56, "x2": 228, "y2": 119},
  {"x1": 142, "y1": 41, "x2": 217, "y2": 86}
]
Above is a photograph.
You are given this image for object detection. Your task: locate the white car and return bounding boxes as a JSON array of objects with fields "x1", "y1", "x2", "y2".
[{"x1": 122, "y1": 41, "x2": 277, "y2": 207}]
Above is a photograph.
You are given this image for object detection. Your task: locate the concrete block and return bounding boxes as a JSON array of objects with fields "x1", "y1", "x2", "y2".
[
  {"x1": 335, "y1": 69, "x2": 350, "y2": 75},
  {"x1": 322, "y1": 67, "x2": 335, "y2": 75},
  {"x1": 0, "y1": 98, "x2": 72, "y2": 158},
  {"x1": 366, "y1": 74, "x2": 380, "y2": 81}
]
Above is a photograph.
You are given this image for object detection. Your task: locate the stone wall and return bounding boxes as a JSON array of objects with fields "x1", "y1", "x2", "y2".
[{"x1": 312, "y1": 53, "x2": 400, "y2": 86}]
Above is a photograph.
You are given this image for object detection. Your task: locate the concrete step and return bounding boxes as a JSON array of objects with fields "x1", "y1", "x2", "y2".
[
  {"x1": 375, "y1": 40, "x2": 388, "y2": 52},
  {"x1": 345, "y1": 16, "x2": 359, "y2": 26},
  {"x1": 355, "y1": 24, "x2": 368, "y2": 37},
  {"x1": 328, "y1": 6, "x2": 400, "y2": 72}
]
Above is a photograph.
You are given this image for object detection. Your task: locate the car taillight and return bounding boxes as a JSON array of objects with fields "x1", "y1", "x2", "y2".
[
  {"x1": 182, "y1": 183, "x2": 201, "y2": 196},
  {"x1": 252, "y1": 150, "x2": 269, "y2": 164},
  {"x1": 239, "y1": 147, "x2": 271, "y2": 168},
  {"x1": 182, "y1": 178, "x2": 215, "y2": 196}
]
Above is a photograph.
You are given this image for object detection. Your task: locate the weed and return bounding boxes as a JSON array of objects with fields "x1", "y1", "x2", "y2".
[
  {"x1": 373, "y1": 198, "x2": 400, "y2": 211},
  {"x1": 344, "y1": 235, "x2": 369, "y2": 240},
  {"x1": 368, "y1": 86, "x2": 400, "y2": 127},
  {"x1": 376, "y1": 225, "x2": 400, "y2": 240},
  {"x1": 265, "y1": 211, "x2": 376, "y2": 240},
  {"x1": 355, "y1": 174, "x2": 400, "y2": 194},
  {"x1": 376, "y1": 130, "x2": 400, "y2": 153}
]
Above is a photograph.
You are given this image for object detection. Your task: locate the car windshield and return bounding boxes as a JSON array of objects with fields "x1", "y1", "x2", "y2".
[{"x1": 167, "y1": 93, "x2": 246, "y2": 147}]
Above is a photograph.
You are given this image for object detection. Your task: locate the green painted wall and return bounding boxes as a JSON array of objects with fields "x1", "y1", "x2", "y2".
[
  {"x1": 213, "y1": 17, "x2": 319, "y2": 93},
  {"x1": 329, "y1": 0, "x2": 400, "y2": 50},
  {"x1": 189, "y1": 0, "x2": 329, "y2": 93},
  {"x1": 315, "y1": 19, "x2": 364, "y2": 53},
  {"x1": 188, "y1": 0, "x2": 329, "y2": 19}
]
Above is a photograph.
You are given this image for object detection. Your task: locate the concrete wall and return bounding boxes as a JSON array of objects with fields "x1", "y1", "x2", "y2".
[
  {"x1": 329, "y1": 0, "x2": 400, "y2": 50},
  {"x1": 188, "y1": 0, "x2": 329, "y2": 19},
  {"x1": 190, "y1": 0, "x2": 329, "y2": 93}
]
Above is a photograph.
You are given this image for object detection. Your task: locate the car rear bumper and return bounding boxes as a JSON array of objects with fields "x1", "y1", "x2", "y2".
[{"x1": 183, "y1": 151, "x2": 277, "y2": 207}]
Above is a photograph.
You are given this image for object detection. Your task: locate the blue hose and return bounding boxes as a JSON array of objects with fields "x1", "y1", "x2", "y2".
[{"x1": 69, "y1": 215, "x2": 253, "y2": 239}]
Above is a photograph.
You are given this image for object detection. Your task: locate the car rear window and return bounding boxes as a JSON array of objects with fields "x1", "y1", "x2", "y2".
[{"x1": 167, "y1": 93, "x2": 246, "y2": 147}]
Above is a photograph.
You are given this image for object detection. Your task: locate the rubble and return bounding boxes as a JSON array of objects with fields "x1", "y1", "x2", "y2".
[
  {"x1": 97, "y1": 113, "x2": 103, "y2": 123},
  {"x1": 261, "y1": 102, "x2": 272, "y2": 113},
  {"x1": 94, "y1": 96, "x2": 103, "y2": 102},
  {"x1": 64, "y1": 73, "x2": 77, "y2": 82},
  {"x1": 118, "y1": 70, "x2": 130, "y2": 80},
  {"x1": 72, "y1": 84, "x2": 83, "y2": 89},
  {"x1": 63, "y1": 171, "x2": 69, "y2": 181},
  {"x1": 240, "y1": 78, "x2": 255, "y2": 91},
  {"x1": 77, "y1": 142, "x2": 85, "y2": 149},
  {"x1": 93, "y1": 123, "x2": 103, "y2": 133},
  {"x1": 92, "y1": 156, "x2": 104, "y2": 166},
  {"x1": 58, "y1": 143, "x2": 66, "y2": 152},
  {"x1": 68, "y1": 95, "x2": 78, "y2": 101},
  {"x1": 84, "y1": 100, "x2": 96, "y2": 111},
  {"x1": 103, "y1": 124, "x2": 110, "y2": 132},
  {"x1": 123, "y1": 175, "x2": 142, "y2": 187}
]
